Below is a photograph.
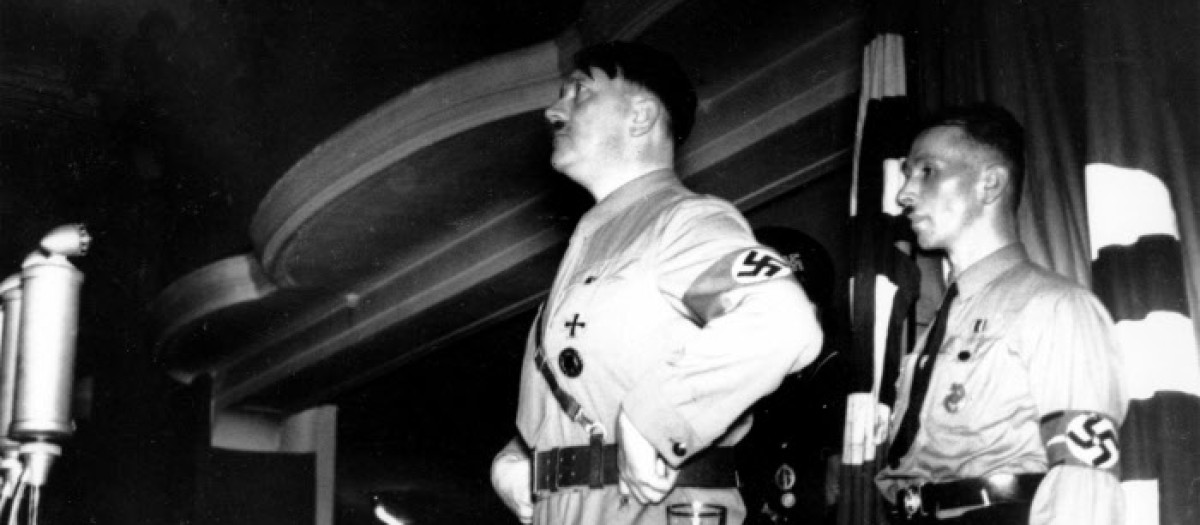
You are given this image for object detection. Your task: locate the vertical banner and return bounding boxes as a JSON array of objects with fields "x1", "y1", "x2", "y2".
[
  {"x1": 840, "y1": 4, "x2": 919, "y2": 522},
  {"x1": 1087, "y1": 165, "x2": 1200, "y2": 525},
  {"x1": 1083, "y1": 2, "x2": 1200, "y2": 522}
]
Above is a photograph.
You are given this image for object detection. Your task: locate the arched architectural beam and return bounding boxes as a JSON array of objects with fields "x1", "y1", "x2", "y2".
[
  {"x1": 150, "y1": 254, "x2": 275, "y2": 381},
  {"x1": 251, "y1": 41, "x2": 566, "y2": 285}
]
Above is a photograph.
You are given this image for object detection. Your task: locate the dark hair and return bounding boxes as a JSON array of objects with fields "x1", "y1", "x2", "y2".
[
  {"x1": 573, "y1": 41, "x2": 698, "y2": 146},
  {"x1": 925, "y1": 103, "x2": 1026, "y2": 208}
]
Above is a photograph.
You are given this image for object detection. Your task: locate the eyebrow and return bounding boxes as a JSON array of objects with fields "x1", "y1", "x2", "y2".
[
  {"x1": 903, "y1": 154, "x2": 928, "y2": 167},
  {"x1": 562, "y1": 72, "x2": 588, "y2": 88},
  {"x1": 903, "y1": 154, "x2": 945, "y2": 175}
]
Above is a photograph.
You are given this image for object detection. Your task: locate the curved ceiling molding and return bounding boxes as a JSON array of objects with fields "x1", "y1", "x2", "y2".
[
  {"x1": 150, "y1": 255, "x2": 276, "y2": 375},
  {"x1": 251, "y1": 39, "x2": 565, "y2": 285},
  {"x1": 679, "y1": 17, "x2": 861, "y2": 176},
  {"x1": 578, "y1": 0, "x2": 690, "y2": 42}
]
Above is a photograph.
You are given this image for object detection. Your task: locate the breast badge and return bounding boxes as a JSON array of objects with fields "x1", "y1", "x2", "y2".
[{"x1": 942, "y1": 383, "x2": 965, "y2": 413}]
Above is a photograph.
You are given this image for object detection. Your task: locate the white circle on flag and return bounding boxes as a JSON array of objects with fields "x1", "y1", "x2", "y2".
[{"x1": 1064, "y1": 413, "x2": 1120, "y2": 469}]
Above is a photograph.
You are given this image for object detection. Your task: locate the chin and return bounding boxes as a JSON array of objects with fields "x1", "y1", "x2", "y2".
[
  {"x1": 913, "y1": 232, "x2": 939, "y2": 251},
  {"x1": 549, "y1": 155, "x2": 571, "y2": 174}
]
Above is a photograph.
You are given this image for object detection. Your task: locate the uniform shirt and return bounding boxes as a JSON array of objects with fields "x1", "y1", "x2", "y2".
[
  {"x1": 877, "y1": 243, "x2": 1127, "y2": 524},
  {"x1": 516, "y1": 169, "x2": 822, "y2": 524}
]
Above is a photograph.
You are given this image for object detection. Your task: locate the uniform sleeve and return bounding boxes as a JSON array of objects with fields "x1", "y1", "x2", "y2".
[
  {"x1": 620, "y1": 198, "x2": 823, "y2": 467},
  {"x1": 1023, "y1": 289, "x2": 1127, "y2": 525}
]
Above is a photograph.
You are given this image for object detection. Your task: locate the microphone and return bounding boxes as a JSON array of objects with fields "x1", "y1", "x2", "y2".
[
  {"x1": 0, "y1": 275, "x2": 23, "y2": 495},
  {"x1": 9, "y1": 224, "x2": 90, "y2": 487}
]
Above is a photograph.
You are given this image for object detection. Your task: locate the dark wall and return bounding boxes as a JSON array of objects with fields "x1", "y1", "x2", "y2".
[
  {"x1": 743, "y1": 169, "x2": 854, "y2": 524},
  {"x1": 747, "y1": 167, "x2": 853, "y2": 312},
  {"x1": 335, "y1": 309, "x2": 533, "y2": 524},
  {"x1": 2, "y1": 2, "x2": 583, "y2": 523}
]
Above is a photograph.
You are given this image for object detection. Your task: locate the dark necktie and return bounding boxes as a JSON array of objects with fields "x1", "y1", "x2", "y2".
[{"x1": 888, "y1": 282, "x2": 959, "y2": 468}]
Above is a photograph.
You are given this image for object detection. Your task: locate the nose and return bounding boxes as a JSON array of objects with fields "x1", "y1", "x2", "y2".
[
  {"x1": 896, "y1": 178, "x2": 917, "y2": 209},
  {"x1": 544, "y1": 99, "x2": 567, "y2": 131}
]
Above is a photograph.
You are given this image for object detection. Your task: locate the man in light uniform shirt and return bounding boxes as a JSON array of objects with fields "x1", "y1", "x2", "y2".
[
  {"x1": 490, "y1": 41, "x2": 823, "y2": 524},
  {"x1": 878, "y1": 104, "x2": 1127, "y2": 524}
]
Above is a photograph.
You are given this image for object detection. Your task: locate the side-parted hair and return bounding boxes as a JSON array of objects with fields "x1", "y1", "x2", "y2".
[
  {"x1": 573, "y1": 41, "x2": 698, "y2": 146},
  {"x1": 926, "y1": 103, "x2": 1026, "y2": 209}
]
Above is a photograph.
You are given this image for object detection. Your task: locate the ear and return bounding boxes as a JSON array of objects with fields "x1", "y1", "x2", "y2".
[
  {"x1": 979, "y1": 164, "x2": 1009, "y2": 205},
  {"x1": 628, "y1": 94, "x2": 661, "y2": 138}
]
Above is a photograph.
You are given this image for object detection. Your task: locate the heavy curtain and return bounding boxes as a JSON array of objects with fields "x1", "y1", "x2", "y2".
[
  {"x1": 877, "y1": 1, "x2": 1200, "y2": 524},
  {"x1": 840, "y1": 3, "x2": 919, "y2": 524},
  {"x1": 1081, "y1": 2, "x2": 1200, "y2": 524}
]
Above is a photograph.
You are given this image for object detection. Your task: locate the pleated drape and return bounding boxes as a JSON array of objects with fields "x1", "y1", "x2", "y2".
[
  {"x1": 839, "y1": 2, "x2": 920, "y2": 523},
  {"x1": 1082, "y1": 2, "x2": 1200, "y2": 523}
]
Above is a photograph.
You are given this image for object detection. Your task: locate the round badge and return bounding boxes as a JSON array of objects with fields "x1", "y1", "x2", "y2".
[
  {"x1": 773, "y1": 464, "x2": 797, "y2": 491},
  {"x1": 558, "y1": 347, "x2": 583, "y2": 378}
]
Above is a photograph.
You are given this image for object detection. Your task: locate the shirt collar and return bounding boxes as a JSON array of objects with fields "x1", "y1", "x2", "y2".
[
  {"x1": 580, "y1": 169, "x2": 680, "y2": 229},
  {"x1": 952, "y1": 243, "x2": 1028, "y2": 299}
]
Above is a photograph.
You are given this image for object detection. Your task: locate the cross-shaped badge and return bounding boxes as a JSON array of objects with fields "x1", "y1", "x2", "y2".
[{"x1": 565, "y1": 313, "x2": 586, "y2": 338}]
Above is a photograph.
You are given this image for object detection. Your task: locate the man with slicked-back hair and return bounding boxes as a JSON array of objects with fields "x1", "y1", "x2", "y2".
[{"x1": 489, "y1": 41, "x2": 822, "y2": 524}]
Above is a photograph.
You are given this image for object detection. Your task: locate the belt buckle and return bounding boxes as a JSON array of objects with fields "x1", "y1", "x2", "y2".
[
  {"x1": 535, "y1": 448, "x2": 559, "y2": 494},
  {"x1": 556, "y1": 447, "x2": 579, "y2": 491},
  {"x1": 900, "y1": 484, "x2": 925, "y2": 519}
]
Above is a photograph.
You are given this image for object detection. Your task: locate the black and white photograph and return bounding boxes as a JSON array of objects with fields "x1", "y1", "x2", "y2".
[{"x1": 0, "y1": 1, "x2": 1196, "y2": 524}]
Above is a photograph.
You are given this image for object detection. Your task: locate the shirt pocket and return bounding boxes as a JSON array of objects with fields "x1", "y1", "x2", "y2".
[
  {"x1": 930, "y1": 333, "x2": 1007, "y2": 429},
  {"x1": 926, "y1": 330, "x2": 1032, "y2": 433},
  {"x1": 549, "y1": 258, "x2": 649, "y2": 356},
  {"x1": 557, "y1": 258, "x2": 640, "y2": 313}
]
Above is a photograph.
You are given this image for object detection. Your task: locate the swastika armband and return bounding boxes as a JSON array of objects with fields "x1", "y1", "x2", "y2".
[
  {"x1": 730, "y1": 248, "x2": 793, "y2": 283},
  {"x1": 1041, "y1": 411, "x2": 1121, "y2": 474},
  {"x1": 683, "y1": 247, "x2": 794, "y2": 322}
]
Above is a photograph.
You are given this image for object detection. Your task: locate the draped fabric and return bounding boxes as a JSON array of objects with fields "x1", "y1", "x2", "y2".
[
  {"x1": 910, "y1": 0, "x2": 1093, "y2": 286},
  {"x1": 901, "y1": 1, "x2": 1200, "y2": 523},
  {"x1": 839, "y1": 3, "x2": 919, "y2": 524},
  {"x1": 1081, "y1": 2, "x2": 1200, "y2": 524},
  {"x1": 1080, "y1": 0, "x2": 1200, "y2": 346},
  {"x1": 1088, "y1": 167, "x2": 1200, "y2": 525}
]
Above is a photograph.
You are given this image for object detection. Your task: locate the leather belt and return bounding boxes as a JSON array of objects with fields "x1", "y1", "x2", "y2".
[
  {"x1": 534, "y1": 444, "x2": 739, "y2": 493},
  {"x1": 892, "y1": 473, "x2": 1044, "y2": 520}
]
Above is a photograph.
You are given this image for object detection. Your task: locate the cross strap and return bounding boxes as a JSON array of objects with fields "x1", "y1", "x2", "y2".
[
  {"x1": 532, "y1": 304, "x2": 604, "y2": 436},
  {"x1": 531, "y1": 303, "x2": 608, "y2": 488}
]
